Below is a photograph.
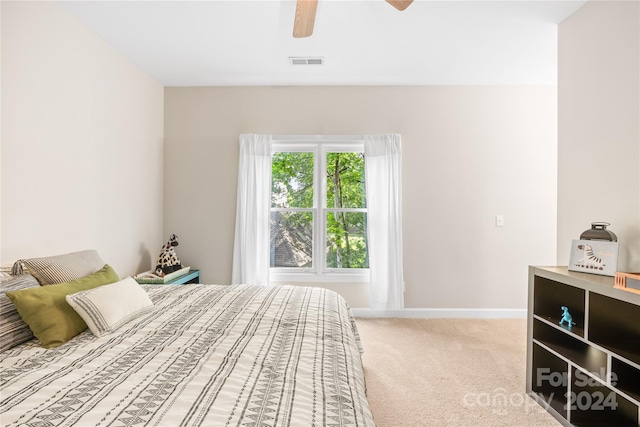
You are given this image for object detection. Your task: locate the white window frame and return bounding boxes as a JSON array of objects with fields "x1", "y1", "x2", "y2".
[{"x1": 270, "y1": 136, "x2": 370, "y2": 283}]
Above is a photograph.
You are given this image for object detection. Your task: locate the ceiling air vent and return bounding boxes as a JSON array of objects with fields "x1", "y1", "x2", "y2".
[{"x1": 289, "y1": 57, "x2": 324, "y2": 66}]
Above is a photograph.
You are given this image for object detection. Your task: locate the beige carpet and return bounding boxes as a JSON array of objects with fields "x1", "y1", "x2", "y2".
[{"x1": 355, "y1": 318, "x2": 562, "y2": 427}]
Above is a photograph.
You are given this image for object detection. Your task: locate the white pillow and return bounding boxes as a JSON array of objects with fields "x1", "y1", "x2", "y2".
[{"x1": 66, "y1": 277, "x2": 153, "y2": 337}]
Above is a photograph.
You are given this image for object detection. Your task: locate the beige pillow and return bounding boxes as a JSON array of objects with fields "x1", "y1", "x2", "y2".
[
  {"x1": 67, "y1": 277, "x2": 154, "y2": 337},
  {"x1": 18, "y1": 250, "x2": 106, "y2": 286}
]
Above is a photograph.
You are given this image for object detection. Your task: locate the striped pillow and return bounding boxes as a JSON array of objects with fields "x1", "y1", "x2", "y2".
[
  {"x1": 21, "y1": 250, "x2": 106, "y2": 286},
  {"x1": 66, "y1": 277, "x2": 154, "y2": 338},
  {"x1": 6, "y1": 265, "x2": 119, "y2": 348},
  {"x1": 0, "y1": 274, "x2": 39, "y2": 351}
]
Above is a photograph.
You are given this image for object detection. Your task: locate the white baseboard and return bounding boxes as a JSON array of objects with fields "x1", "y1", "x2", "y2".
[{"x1": 351, "y1": 308, "x2": 527, "y2": 319}]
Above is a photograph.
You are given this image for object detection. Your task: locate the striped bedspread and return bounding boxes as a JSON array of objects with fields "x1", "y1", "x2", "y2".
[{"x1": 0, "y1": 284, "x2": 375, "y2": 427}]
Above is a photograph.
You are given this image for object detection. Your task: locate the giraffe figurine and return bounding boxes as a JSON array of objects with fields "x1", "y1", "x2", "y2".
[{"x1": 154, "y1": 234, "x2": 183, "y2": 276}]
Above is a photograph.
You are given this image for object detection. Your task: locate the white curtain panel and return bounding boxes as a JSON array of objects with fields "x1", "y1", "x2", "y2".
[
  {"x1": 231, "y1": 134, "x2": 272, "y2": 285},
  {"x1": 365, "y1": 134, "x2": 405, "y2": 310}
]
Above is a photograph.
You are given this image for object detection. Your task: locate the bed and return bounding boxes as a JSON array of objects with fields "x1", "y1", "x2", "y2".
[{"x1": 1, "y1": 282, "x2": 375, "y2": 426}]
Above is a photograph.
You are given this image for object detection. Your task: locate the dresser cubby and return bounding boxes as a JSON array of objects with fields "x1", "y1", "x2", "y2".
[
  {"x1": 533, "y1": 319, "x2": 607, "y2": 374},
  {"x1": 571, "y1": 367, "x2": 638, "y2": 426},
  {"x1": 534, "y1": 275, "x2": 586, "y2": 338},
  {"x1": 611, "y1": 358, "x2": 640, "y2": 403},
  {"x1": 531, "y1": 342, "x2": 570, "y2": 420},
  {"x1": 527, "y1": 266, "x2": 640, "y2": 427},
  {"x1": 588, "y1": 293, "x2": 640, "y2": 366}
]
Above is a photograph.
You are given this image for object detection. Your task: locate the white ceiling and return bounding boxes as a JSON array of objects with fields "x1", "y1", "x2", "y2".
[{"x1": 59, "y1": 0, "x2": 586, "y2": 86}]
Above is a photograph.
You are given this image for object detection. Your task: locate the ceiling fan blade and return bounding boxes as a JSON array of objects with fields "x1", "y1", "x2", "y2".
[
  {"x1": 385, "y1": 0, "x2": 414, "y2": 11},
  {"x1": 293, "y1": 0, "x2": 318, "y2": 38}
]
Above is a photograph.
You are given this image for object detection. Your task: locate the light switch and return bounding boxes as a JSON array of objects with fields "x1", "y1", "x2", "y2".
[{"x1": 496, "y1": 215, "x2": 504, "y2": 227}]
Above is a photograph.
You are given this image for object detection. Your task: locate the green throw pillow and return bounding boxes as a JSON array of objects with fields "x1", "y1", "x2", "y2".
[{"x1": 6, "y1": 264, "x2": 119, "y2": 348}]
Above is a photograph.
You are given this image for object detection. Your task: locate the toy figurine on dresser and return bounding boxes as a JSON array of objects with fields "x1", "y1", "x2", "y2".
[{"x1": 559, "y1": 306, "x2": 576, "y2": 329}]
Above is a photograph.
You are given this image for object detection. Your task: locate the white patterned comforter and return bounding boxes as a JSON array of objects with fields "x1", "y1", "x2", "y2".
[{"x1": 0, "y1": 284, "x2": 375, "y2": 427}]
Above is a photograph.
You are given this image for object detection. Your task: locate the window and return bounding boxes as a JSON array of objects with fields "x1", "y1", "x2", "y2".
[
  {"x1": 270, "y1": 141, "x2": 369, "y2": 282},
  {"x1": 233, "y1": 133, "x2": 402, "y2": 307}
]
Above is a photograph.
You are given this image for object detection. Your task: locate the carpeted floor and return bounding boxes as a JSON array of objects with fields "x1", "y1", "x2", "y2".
[{"x1": 355, "y1": 318, "x2": 562, "y2": 427}]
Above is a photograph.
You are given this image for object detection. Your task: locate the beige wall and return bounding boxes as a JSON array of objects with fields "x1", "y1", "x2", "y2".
[
  {"x1": 557, "y1": 1, "x2": 640, "y2": 271},
  {"x1": 0, "y1": 0, "x2": 3, "y2": 262},
  {"x1": 1, "y1": 1, "x2": 165, "y2": 277},
  {"x1": 0, "y1": 1, "x2": 567, "y2": 310},
  {"x1": 164, "y1": 86, "x2": 558, "y2": 309}
]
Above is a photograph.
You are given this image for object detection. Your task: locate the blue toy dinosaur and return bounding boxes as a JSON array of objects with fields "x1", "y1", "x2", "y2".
[{"x1": 559, "y1": 306, "x2": 576, "y2": 328}]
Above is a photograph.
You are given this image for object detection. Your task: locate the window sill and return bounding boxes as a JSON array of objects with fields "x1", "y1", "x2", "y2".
[{"x1": 270, "y1": 271, "x2": 370, "y2": 284}]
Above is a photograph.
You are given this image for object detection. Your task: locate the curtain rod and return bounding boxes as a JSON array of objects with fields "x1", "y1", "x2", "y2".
[{"x1": 270, "y1": 135, "x2": 365, "y2": 143}]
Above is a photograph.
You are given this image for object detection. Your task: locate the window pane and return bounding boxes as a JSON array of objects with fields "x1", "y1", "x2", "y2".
[
  {"x1": 326, "y1": 212, "x2": 368, "y2": 269},
  {"x1": 270, "y1": 212, "x2": 313, "y2": 268},
  {"x1": 271, "y1": 152, "x2": 314, "y2": 208},
  {"x1": 326, "y1": 152, "x2": 366, "y2": 209}
]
